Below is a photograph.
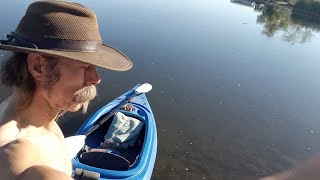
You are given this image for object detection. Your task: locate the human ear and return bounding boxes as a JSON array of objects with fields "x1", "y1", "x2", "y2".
[{"x1": 26, "y1": 53, "x2": 46, "y2": 81}]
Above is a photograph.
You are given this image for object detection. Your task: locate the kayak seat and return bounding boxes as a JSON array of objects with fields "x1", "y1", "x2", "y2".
[{"x1": 79, "y1": 151, "x2": 130, "y2": 171}]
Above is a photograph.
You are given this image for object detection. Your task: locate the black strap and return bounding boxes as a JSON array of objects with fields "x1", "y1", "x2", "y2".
[{"x1": 0, "y1": 32, "x2": 102, "y2": 52}]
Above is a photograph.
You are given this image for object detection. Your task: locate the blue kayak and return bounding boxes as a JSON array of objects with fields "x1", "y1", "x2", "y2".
[{"x1": 72, "y1": 84, "x2": 157, "y2": 180}]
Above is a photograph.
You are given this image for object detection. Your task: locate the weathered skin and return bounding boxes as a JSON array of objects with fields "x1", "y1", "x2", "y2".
[{"x1": 0, "y1": 53, "x2": 101, "y2": 180}]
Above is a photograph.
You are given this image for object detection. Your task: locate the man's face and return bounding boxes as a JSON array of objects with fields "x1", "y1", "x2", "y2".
[{"x1": 42, "y1": 58, "x2": 101, "y2": 113}]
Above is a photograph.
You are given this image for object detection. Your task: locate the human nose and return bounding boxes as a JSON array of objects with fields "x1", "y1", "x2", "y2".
[{"x1": 85, "y1": 65, "x2": 101, "y2": 86}]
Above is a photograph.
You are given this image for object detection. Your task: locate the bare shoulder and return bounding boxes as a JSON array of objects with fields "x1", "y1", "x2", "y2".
[
  {"x1": 0, "y1": 139, "x2": 43, "y2": 178},
  {"x1": 261, "y1": 154, "x2": 320, "y2": 180},
  {"x1": 0, "y1": 138, "x2": 72, "y2": 180}
]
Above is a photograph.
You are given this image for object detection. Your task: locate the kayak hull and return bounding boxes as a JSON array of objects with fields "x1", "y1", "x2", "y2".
[{"x1": 72, "y1": 84, "x2": 157, "y2": 179}]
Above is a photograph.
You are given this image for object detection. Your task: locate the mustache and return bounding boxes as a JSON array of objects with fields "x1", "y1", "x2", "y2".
[
  {"x1": 73, "y1": 85, "x2": 97, "y2": 113},
  {"x1": 74, "y1": 85, "x2": 97, "y2": 103}
]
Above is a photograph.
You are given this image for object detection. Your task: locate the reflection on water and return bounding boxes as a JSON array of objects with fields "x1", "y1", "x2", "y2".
[
  {"x1": 231, "y1": 0, "x2": 320, "y2": 44},
  {"x1": 256, "y1": 4, "x2": 319, "y2": 44}
]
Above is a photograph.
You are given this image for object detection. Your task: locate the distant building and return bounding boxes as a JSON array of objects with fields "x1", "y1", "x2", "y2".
[{"x1": 230, "y1": 0, "x2": 256, "y2": 8}]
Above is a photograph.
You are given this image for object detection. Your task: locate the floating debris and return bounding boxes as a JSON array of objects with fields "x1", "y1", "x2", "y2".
[
  {"x1": 163, "y1": 129, "x2": 166, "y2": 132},
  {"x1": 160, "y1": 91, "x2": 164, "y2": 94},
  {"x1": 307, "y1": 147, "x2": 311, "y2": 150},
  {"x1": 190, "y1": 142, "x2": 193, "y2": 145},
  {"x1": 185, "y1": 168, "x2": 189, "y2": 171},
  {"x1": 310, "y1": 130, "x2": 314, "y2": 134},
  {"x1": 237, "y1": 84, "x2": 241, "y2": 87}
]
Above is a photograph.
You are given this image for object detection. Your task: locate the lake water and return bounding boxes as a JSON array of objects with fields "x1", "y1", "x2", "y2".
[{"x1": 1, "y1": 0, "x2": 320, "y2": 179}]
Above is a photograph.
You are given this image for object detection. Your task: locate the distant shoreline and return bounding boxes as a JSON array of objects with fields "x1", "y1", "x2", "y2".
[{"x1": 255, "y1": 0, "x2": 294, "y2": 9}]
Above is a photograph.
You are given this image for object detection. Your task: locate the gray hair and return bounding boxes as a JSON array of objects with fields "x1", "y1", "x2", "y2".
[{"x1": 1, "y1": 52, "x2": 60, "y2": 111}]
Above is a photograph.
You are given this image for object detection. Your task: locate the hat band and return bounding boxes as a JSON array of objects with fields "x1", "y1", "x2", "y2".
[{"x1": 1, "y1": 32, "x2": 102, "y2": 52}]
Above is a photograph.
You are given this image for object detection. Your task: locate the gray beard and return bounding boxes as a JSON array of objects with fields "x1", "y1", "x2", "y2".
[{"x1": 73, "y1": 85, "x2": 97, "y2": 114}]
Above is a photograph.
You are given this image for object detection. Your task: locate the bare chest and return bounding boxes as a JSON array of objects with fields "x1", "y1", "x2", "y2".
[
  {"x1": 0, "y1": 123, "x2": 72, "y2": 175},
  {"x1": 32, "y1": 136, "x2": 72, "y2": 174}
]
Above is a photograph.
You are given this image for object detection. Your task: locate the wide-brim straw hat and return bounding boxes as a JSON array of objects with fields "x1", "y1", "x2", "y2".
[{"x1": 0, "y1": 0, "x2": 133, "y2": 71}]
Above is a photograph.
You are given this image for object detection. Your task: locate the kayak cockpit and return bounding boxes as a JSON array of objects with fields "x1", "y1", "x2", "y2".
[{"x1": 74, "y1": 111, "x2": 146, "y2": 172}]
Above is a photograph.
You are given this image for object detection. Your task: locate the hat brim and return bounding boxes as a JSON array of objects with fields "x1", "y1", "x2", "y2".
[{"x1": 0, "y1": 43, "x2": 133, "y2": 71}]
